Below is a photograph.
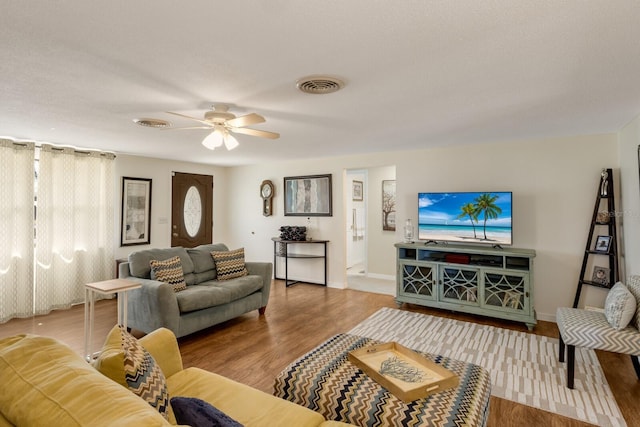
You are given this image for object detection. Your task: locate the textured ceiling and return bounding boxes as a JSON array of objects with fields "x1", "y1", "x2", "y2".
[{"x1": 2, "y1": 1, "x2": 640, "y2": 166}]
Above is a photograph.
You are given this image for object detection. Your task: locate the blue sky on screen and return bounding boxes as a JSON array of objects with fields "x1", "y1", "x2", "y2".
[{"x1": 418, "y1": 192, "x2": 512, "y2": 226}]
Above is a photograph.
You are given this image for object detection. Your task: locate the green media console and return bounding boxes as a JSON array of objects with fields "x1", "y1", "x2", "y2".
[{"x1": 395, "y1": 242, "x2": 536, "y2": 330}]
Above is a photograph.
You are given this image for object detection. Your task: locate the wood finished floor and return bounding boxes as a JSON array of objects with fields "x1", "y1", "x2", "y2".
[{"x1": 1, "y1": 281, "x2": 639, "y2": 427}]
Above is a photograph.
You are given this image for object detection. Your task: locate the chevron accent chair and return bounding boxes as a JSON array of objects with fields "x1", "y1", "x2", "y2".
[{"x1": 557, "y1": 275, "x2": 640, "y2": 389}]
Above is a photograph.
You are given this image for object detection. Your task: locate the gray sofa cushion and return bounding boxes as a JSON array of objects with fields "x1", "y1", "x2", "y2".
[
  {"x1": 188, "y1": 243, "x2": 229, "y2": 275},
  {"x1": 129, "y1": 247, "x2": 195, "y2": 279},
  {"x1": 175, "y1": 275, "x2": 264, "y2": 313}
]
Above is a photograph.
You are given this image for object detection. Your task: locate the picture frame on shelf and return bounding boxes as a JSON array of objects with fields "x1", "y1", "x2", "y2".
[
  {"x1": 352, "y1": 180, "x2": 363, "y2": 201},
  {"x1": 594, "y1": 235, "x2": 612, "y2": 253},
  {"x1": 120, "y1": 177, "x2": 152, "y2": 246},
  {"x1": 284, "y1": 174, "x2": 332, "y2": 216},
  {"x1": 592, "y1": 266, "x2": 610, "y2": 286}
]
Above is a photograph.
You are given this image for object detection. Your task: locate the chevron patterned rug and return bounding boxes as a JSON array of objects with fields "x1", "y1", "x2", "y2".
[{"x1": 348, "y1": 307, "x2": 626, "y2": 427}]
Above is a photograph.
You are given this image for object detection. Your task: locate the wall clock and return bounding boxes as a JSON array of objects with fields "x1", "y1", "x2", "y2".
[{"x1": 260, "y1": 180, "x2": 274, "y2": 216}]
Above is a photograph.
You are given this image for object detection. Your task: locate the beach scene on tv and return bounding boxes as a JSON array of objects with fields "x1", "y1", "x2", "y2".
[{"x1": 418, "y1": 192, "x2": 512, "y2": 245}]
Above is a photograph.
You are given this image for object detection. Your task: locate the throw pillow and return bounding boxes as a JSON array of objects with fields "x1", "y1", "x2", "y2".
[
  {"x1": 94, "y1": 325, "x2": 170, "y2": 419},
  {"x1": 211, "y1": 248, "x2": 248, "y2": 281},
  {"x1": 604, "y1": 282, "x2": 637, "y2": 330},
  {"x1": 171, "y1": 397, "x2": 244, "y2": 427},
  {"x1": 626, "y1": 275, "x2": 640, "y2": 330},
  {"x1": 150, "y1": 256, "x2": 187, "y2": 292},
  {"x1": 120, "y1": 325, "x2": 170, "y2": 419}
]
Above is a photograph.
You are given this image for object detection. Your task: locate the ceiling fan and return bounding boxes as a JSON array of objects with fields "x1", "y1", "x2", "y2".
[{"x1": 165, "y1": 104, "x2": 280, "y2": 151}]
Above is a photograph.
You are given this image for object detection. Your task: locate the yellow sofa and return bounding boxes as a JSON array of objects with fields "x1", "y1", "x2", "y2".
[{"x1": 0, "y1": 328, "x2": 353, "y2": 426}]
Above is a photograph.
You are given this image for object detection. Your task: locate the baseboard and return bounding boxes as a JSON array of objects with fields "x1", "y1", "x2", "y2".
[{"x1": 365, "y1": 273, "x2": 395, "y2": 281}]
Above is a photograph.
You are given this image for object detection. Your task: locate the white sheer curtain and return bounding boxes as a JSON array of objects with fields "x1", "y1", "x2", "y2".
[
  {"x1": 0, "y1": 140, "x2": 35, "y2": 323},
  {"x1": 35, "y1": 145, "x2": 115, "y2": 314}
]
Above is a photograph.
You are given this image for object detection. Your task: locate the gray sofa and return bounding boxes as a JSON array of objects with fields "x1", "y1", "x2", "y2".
[{"x1": 118, "y1": 243, "x2": 272, "y2": 338}]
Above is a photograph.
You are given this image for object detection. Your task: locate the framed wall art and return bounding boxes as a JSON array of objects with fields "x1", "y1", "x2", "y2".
[
  {"x1": 382, "y1": 180, "x2": 396, "y2": 231},
  {"x1": 352, "y1": 180, "x2": 363, "y2": 201},
  {"x1": 284, "y1": 174, "x2": 332, "y2": 216},
  {"x1": 121, "y1": 177, "x2": 152, "y2": 246}
]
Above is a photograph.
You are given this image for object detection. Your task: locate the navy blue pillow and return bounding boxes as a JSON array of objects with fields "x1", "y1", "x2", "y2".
[{"x1": 171, "y1": 397, "x2": 244, "y2": 427}]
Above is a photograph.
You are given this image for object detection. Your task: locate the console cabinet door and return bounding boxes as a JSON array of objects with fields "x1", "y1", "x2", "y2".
[
  {"x1": 398, "y1": 262, "x2": 437, "y2": 301},
  {"x1": 439, "y1": 265, "x2": 481, "y2": 307},
  {"x1": 481, "y1": 270, "x2": 530, "y2": 315}
]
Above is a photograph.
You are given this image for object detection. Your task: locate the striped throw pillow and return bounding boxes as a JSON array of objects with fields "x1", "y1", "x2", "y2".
[
  {"x1": 150, "y1": 256, "x2": 187, "y2": 292},
  {"x1": 120, "y1": 325, "x2": 170, "y2": 419},
  {"x1": 211, "y1": 248, "x2": 248, "y2": 281}
]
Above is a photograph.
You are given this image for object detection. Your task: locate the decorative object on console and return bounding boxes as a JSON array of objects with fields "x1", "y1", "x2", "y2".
[
  {"x1": 260, "y1": 180, "x2": 274, "y2": 217},
  {"x1": 279, "y1": 226, "x2": 307, "y2": 241},
  {"x1": 284, "y1": 174, "x2": 332, "y2": 216},
  {"x1": 403, "y1": 219, "x2": 414, "y2": 242},
  {"x1": 382, "y1": 180, "x2": 396, "y2": 231},
  {"x1": 121, "y1": 176, "x2": 152, "y2": 246}
]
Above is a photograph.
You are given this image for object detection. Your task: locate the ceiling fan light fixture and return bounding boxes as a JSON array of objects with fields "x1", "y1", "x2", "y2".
[
  {"x1": 223, "y1": 132, "x2": 239, "y2": 151},
  {"x1": 202, "y1": 129, "x2": 224, "y2": 150}
]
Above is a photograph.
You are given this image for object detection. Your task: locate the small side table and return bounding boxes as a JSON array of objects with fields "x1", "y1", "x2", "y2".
[{"x1": 84, "y1": 278, "x2": 141, "y2": 361}]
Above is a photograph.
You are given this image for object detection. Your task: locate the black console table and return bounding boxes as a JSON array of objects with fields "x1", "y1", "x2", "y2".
[{"x1": 272, "y1": 238, "x2": 328, "y2": 287}]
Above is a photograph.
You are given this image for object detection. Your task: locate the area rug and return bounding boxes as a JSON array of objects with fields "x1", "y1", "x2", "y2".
[{"x1": 348, "y1": 307, "x2": 625, "y2": 427}]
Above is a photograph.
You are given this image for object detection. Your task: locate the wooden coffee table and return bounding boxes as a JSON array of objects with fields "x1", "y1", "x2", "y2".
[{"x1": 274, "y1": 333, "x2": 491, "y2": 427}]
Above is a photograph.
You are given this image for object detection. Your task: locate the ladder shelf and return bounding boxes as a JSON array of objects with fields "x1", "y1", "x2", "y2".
[{"x1": 572, "y1": 168, "x2": 619, "y2": 308}]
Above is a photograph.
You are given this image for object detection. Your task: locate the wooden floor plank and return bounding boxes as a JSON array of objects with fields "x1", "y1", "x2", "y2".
[{"x1": 1, "y1": 281, "x2": 637, "y2": 427}]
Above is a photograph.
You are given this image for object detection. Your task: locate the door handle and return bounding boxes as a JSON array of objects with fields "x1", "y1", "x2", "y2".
[{"x1": 172, "y1": 233, "x2": 178, "y2": 237}]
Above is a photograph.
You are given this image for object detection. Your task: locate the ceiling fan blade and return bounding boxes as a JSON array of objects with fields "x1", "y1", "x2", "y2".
[
  {"x1": 231, "y1": 127, "x2": 280, "y2": 139},
  {"x1": 165, "y1": 111, "x2": 211, "y2": 126},
  {"x1": 226, "y1": 113, "x2": 265, "y2": 128},
  {"x1": 162, "y1": 126, "x2": 212, "y2": 131}
]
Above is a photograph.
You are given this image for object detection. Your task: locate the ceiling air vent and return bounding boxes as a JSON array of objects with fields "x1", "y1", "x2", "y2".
[
  {"x1": 133, "y1": 118, "x2": 171, "y2": 128},
  {"x1": 296, "y1": 75, "x2": 345, "y2": 94}
]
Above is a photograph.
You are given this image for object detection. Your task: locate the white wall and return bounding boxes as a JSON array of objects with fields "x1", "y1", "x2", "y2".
[
  {"x1": 365, "y1": 165, "x2": 396, "y2": 278},
  {"x1": 619, "y1": 114, "x2": 640, "y2": 277},
  {"x1": 224, "y1": 133, "x2": 617, "y2": 322},
  {"x1": 113, "y1": 155, "x2": 229, "y2": 260},
  {"x1": 112, "y1": 132, "x2": 622, "y2": 323}
]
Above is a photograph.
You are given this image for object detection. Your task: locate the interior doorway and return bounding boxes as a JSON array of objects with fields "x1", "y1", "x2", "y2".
[
  {"x1": 346, "y1": 170, "x2": 367, "y2": 276},
  {"x1": 345, "y1": 166, "x2": 397, "y2": 296}
]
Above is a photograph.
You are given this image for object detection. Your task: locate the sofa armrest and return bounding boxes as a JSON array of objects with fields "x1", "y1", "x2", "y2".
[
  {"x1": 245, "y1": 262, "x2": 273, "y2": 308},
  {"x1": 139, "y1": 327, "x2": 183, "y2": 378},
  {"x1": 119, "y1": 261, "x2": 181, "y2": 335}
]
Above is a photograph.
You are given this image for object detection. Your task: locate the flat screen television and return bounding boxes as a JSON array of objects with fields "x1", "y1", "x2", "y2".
[{"x1": 418, "y1": 192, "x2": 512, "y2": 246}]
